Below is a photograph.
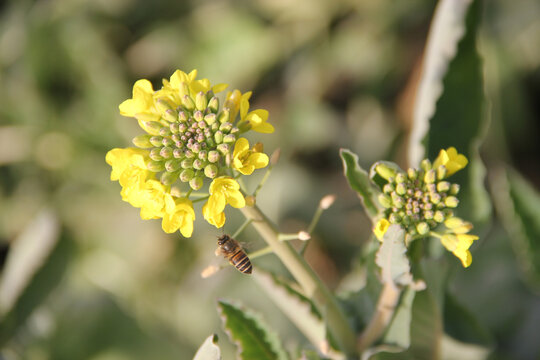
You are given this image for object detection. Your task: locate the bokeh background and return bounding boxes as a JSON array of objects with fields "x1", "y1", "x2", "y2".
[{"x1": 0, "y1": 0, "x2": 539, "y2": 359}]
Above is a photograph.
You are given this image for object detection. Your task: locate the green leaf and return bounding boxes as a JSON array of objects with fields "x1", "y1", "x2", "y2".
[
  {"x1": 492, "y1": 167, "x2": 540, "y2": 289},
  {"x1": 340, "y1": 148, "x2": 380, "y2": 218},
  {"x1": 408, "y1": 0, "x2": 491, "y2": 224},
  {"x1": 443, "y1": 292, "x2": 493, "y2": 347},
  {"x1": 193, "y1": 334, "x2": 222, "y2": 360},
  {"x1": 0, "y1": 210, "x2": 73, "y2": 347},
  {"x1": 375, "y1": 225, "x2": 413, "y2": 287},
  {"x1": 440, "y1": 335, "x2": 490, "y2": 360},
  {"x1": 252, "y1": 271, "x2": 325, "y2": 353},
  {"x1": 217, "y1": 300, "x2": 288, "y2": 360}
]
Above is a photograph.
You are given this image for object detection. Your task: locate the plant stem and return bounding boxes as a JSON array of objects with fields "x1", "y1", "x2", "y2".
[
  {"x1": 357, "y1": 282, "x2": 401, "y2": 353},
  {"x1": 240, "y1": 204, "x2": 357, "y2": 358}
]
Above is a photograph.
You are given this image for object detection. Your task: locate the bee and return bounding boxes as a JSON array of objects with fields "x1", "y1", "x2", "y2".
[{"x1": 216, "y1": 234, "x2": 252, "y2": 274}]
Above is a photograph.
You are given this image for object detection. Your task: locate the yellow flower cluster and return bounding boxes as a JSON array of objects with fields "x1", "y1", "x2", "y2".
[
  {"x1": 107, "y1": 70, "x2": 272, "y2": 237},
  {"x1": 373, "y1": 147, "x2": 477, "y2": 267}
]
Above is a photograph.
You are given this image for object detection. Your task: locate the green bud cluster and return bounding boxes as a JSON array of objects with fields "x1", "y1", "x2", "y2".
[
  {"x1": 132, "y1": 91, "x2": 239, "y2": 190},
  {"x1": 376, "y1": 160, "x2": 461, "y2": 237}
]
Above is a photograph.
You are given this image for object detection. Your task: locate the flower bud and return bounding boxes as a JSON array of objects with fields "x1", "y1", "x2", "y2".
[
  {"x1": 165, "y1": 159, "x2": 182, "y2": 172},
  {"x1": 163, "y1": 109, "x2": 178, "y2": 122},
  {"x1": 378, "y1": 194, "x2": 393, "y2": 208},
  {"x1": 147, "y1": 160, "x2": 165, "y2": 172},
  {"x1": 424, "y1": 169, "x2": 436, "y2": 184},
  {"x1": 214, "y1": 131, "x2": 224, "y2": 144},
  {"x1": 204, "y1": 113, "x2": 217, "y2": 126},
  {"x1": 145, "y1": 122, "x2": 163, "y2": 135},
  {"x1": 208, "y1": 150, "x2": 220, "y2": 163},
  {"x1": 193, "y1": 110, "x2": 204, "y2": 123},
  {"x1": 433, "y1": 210, "x2": 445, "y2": 223},
  {"x1": 437, "y1": 181, "x2": 451, "y2": 192},
  {"x1": 223, "y1": 134, "x2": 236, "y2": 144},
  {"x1": 444, "y1": 196, "x2": 459, "y2": 208},
  {"x1": 407, "y1": 168, "x2": 418, "y2": 180},
  {"x1": 180, "y1": 169, "x2": 194, "y2": 182},
  {"x1": 270, "y1": 149, "x2": 281, "y2": 166},
  {"x1": 195, "y1": 91, "x2": 208, "y2": 111},
  {"x1": 420, "y1": 159, "x2": 432, "y2": 171},
  {"x1": 395, "y1": 173, "x2": 407, "y2": 184},
  {"x1": 450, "y1": 184, "x2": 460, "y2": 195},
  {"x1": 160, "y1": 146, "x2": 173, "y2": 159},
  {"x1": 217, "y1": 143, "x2": 230, "y2": 155},
  {"x1": 207, "y1": 96, "x2": 219, "y2": 113},
  {"x1": 189, "y1": 176, "x2": 204, "y2": 190},
  {"x1": 375, "y1": 163, "x2": 397, "y2": 181},
  {"x1": 178, "y1": 111, "x2": 188, "y2": 122},
  {"x1": 156, "y1": 98, "x2": 173, "y2": 114},
  {"x1": 204, "y1": 164, "x2": 218, "y2": 178},
  {"x1": 436, "y1": 165, "x2": 447, "y2": 180},
  {"x1": 220, "y1": 122, "x2": 233, "y2": 133},
  {"x1": 132, "y1": 134, "x2": 153, "y2": 148},
  {"x1": 389, "y1": 213, "x2": 401, "y2": 224},
  {"x1": 424, "y1": 210, "x2": 434, "y2": 220},
  {"x1": 149, "y1": 148, "x2": 163, "y2": 161},
  {"x1": 173, "y1": 148, "x2": 184, "y2": 158},
  {"x1": 430, "y1": 193, "x2": 441, "y2": 204},
  {"x1": 416, "y1": 222, "x2": 430, "y2": 235},
  {"x1": 162, "y1": 137, "x2": 173, "y2": 147},
  {"x1": 320, "y1": 194, "x2": 336, "y2": 209},
  {"x1": 181, "y1": 158, "x2": 193, "y2": 169},
  {"x1": 170, "y1": 123, "x2": 180, "y2": 134},
  {"x1": 218, "y1": 108, "x2": 230, "y2": 123},
  {"x1": 160, "y1": 170, "x2": 179, "y2": 185},
  {"x1": 395, "y1": 183, "x2": 406, "y2": 195},
  {"x1": 149, "y1": 136, "x2": 163, "y2": 148},
  {"x1": 198, "y1": 150, "x2": 208, "y2": 160},
  {"x1": 383, "y1": 183, "x2": 394, "y2": 194},
  {"x1": 181, "y1": 94, "x2": 195, "y2": 111},
  {"x1": 193, "y1": 159, "x2": 204, "y2": 170}
]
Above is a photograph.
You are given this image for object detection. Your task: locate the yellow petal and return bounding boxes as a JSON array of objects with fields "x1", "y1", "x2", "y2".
[{"x1": 373, "y1": 219, "x2": 390, "y2": 241}]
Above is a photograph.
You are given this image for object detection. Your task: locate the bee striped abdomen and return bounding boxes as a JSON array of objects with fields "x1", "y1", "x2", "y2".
[{"x1": 230, "y1": 250, "x2": 252, "y2": 274}]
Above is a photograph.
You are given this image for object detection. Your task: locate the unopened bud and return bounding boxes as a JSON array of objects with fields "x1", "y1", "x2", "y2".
[
  {"x1": 156, "y1": 98, "x2": 173, "y2": 114},
  {"x1": 217, "y1": 143, "x2": 230, "y2": 155},
  {"x1": 145, "y1": 122, "x2": 163, "y2": 136},
  {"x1": 378, "y1": 194, "x2": 393, "y2": 208},
  {"x1": 218, "y1": 108, "x2": 230, "y2": 123},
  {"x1": 436, "y1": 165, "x2": 447, "y2": 180},
  {"x1": 298, "y1": 231, "x2": 311, "y2": 241},
  {"x1": 204, "y1": 164, "x2": 218, "y2": 178},
  {"x1": 208, "y1": 150, "x2": 220, "y2": 163},
  {"x1": 207, "y1": 96, "x2": 219, "y2": 113},
  {"x1": 430, "y1": 193, "x2": 441, "y2": 204},
  {"x1": 147, "y1": 160, "x2": 165, "y2": 172},
  {"x1": 395, "y1": 183, "x2": 406, "y2": 195},
  {"x1": 444, "y1": 196, "x2": 459, "y2": 208},
  {"x1": 424, "y1": 169, "x2": 436, "y2": 184},
  {"x1": 160, "y1": 146, "x2": 173, "y2": 159},
  {"x1": 449, "y1": 183, "x2": 460, "y2": 195},
  {"x1": 193, "y1": 110, "x2": 204, "y2": 123},
  {"x1": 132, "y1": 134, "x2": 153, "y2": 148},
  {"x1": 178, "y1": 111, "x2": 188, "y2": 122},
  {"x1": 245, "y1": 195, "x2": 256, "y2": 207},
  {"x1": 395, "y1": 173, "x2": 407, "y2": 184},
  {"x1": 214, "y1": 131, "x2": 224, "y2": 144},
  {"x1": 160, "y1": 170, "x2": 179, "y2": 185},
  {"x1": 189, "y1": 176, "x2": 204, "y2": 190},
  {"x1": 165, "y1": 159, "x2": 182, "y2": 172},
  {"x1": 433, "y1": 210, "x2": 445, "y2": 223},
  {"x1": 193, "y1": 159, "x2": 205, "y2": 170},
  {"x1": 407, "y1": 168, "x2": 418, "y2": 180},
  {"x1": 170, "y1": 123, "x2": 180, "y2": 134},
  {"x1": 149, "y1": 148, "x2": 163, "y2": 161},
  {"x1": 204, "y1": 113, "x2": 217, "y2": 126},
  {"x1": 223, "y1": 134, "x2": 236, "y2": 144},
  {"x1": 162, "y1": 137, "x2": 173, "y2": 147},
  {"x1": 163, "y1": 109, "x2": 177, "y2": 122},
  {"x1": 389, "y1": 213, "x2": 401, "y2": 224},
  {"x1": 181, "y1": 94, "x2": 195, "y2": 111},
  {"x1": 319, "y1": 194, "x2": 336, "y2": 209},
  {"x1": 180, "y1": 169, "x2": 194, "y2": 182},
  {"x1": 181, "y1": 158, "x2": 193, "y2": 169},
  {"x1": 420, "y1": 159, "x2": 432, "y2": 171},
  {"x1": 375, "y1": 163, "x2": 397, "y2": 181},
  {"x1": 383, "y1": 183, "x2": 394, "y2": 194},
  {"x1": 195, "y1": 91, "x2": 208, "y2": 111},
  {"x1": 416, "y1": 222, "x2": 430, "y2": 235},
  {"x1": 184, "y1": 150, "x2": 195, "y2": 159},
  {"x1": 437, "y1": 181, "x2": 451, "y2": 192},
  {"x1": 173, "y1": 148, "x2": 184, "y2": 158}
]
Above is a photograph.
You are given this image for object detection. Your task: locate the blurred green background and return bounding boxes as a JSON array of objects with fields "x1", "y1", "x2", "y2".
[{"x1": 0, "y1": 0, "x2": 539, "y2": 359}]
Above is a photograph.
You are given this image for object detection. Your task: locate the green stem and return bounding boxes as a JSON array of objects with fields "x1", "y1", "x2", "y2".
[{"x1": 240, "y1": 204, "x2": 357, "y2": 357}]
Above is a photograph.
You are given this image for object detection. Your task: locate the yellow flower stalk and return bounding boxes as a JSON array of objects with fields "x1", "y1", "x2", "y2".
[{"x1": 107, "y1": 69, "x2": 271, "y2": 237}]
